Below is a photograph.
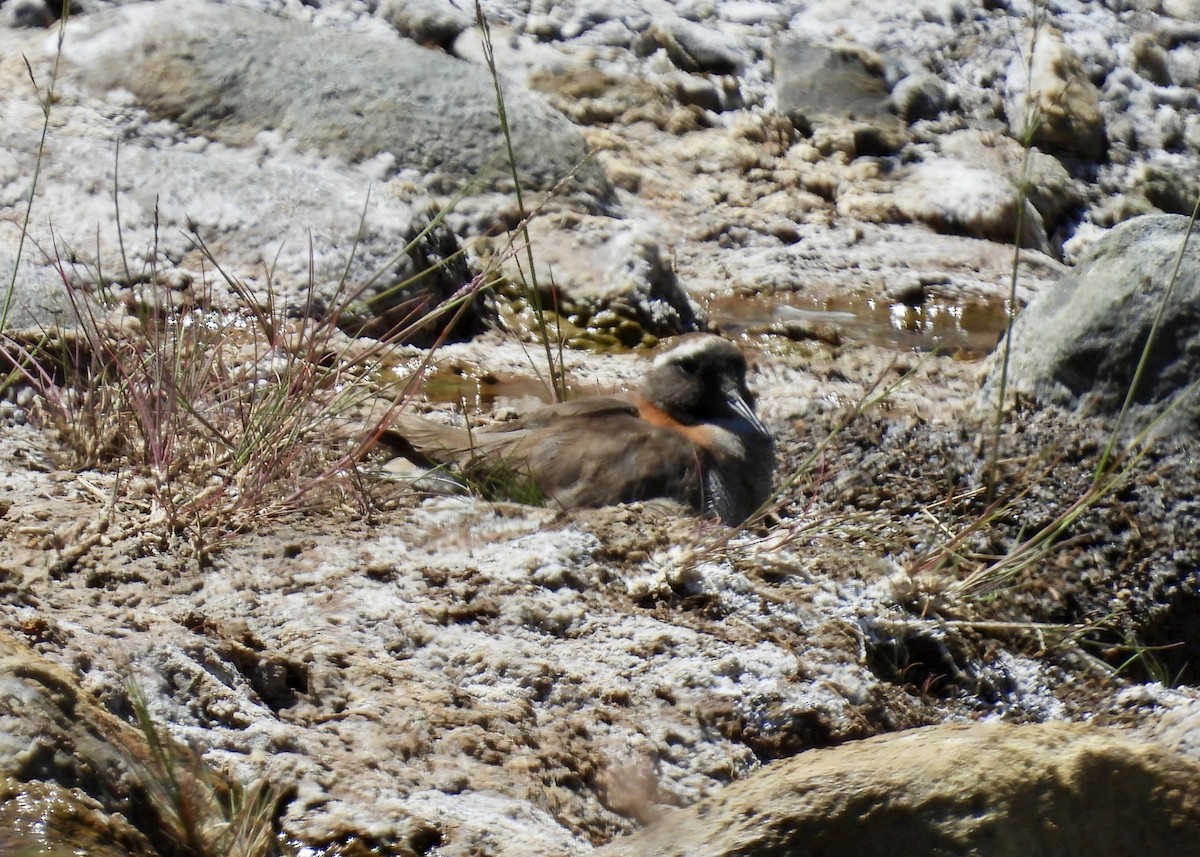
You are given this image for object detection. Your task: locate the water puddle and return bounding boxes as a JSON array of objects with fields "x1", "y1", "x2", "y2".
[
  {"x1": 420, "y1": 367, "x2": 562, "y2": 410},
  {"x1": 407, "y1": 292, "x2": 1011, "y2": 410},
  {"x1": 706, "y1": 293, "x2": 1012, "y2": 358},
  {"x1": 0, "y1": 780, "x2": 135, "y2": 857}
]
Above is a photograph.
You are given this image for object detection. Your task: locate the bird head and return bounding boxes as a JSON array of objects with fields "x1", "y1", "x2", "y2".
[{"x1": 641, "y1": 334, "x2": 767, "y2": 436}]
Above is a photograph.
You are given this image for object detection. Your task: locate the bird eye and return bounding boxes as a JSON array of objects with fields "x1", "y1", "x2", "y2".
[{"x1": 677, "y1": 358, "x2": 698, "y2": 375}]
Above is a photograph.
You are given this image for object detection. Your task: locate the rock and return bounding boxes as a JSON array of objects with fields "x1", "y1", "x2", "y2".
[
  {"x1": 775, "y1": 37, "x2": 893, "y2": 129},
  {"x1": 1162, "y1": 0, "x2": 1200, "y2": 19},
  {"x1": 0, "y1": 776, "x2": 155, "y2": 857},
  {"x1": 1004, "y1": 27, "x2": 1107, "y2": 161},
  {"x1": 0, "y1": 0, "x2": 55, "y2": 28},
  {"x1": 1130, "y1": 33, "x2": 1172, "y2": 87},
  {"x1": 596, "y1": 722, "x2": 1200, "y2": 857},
  {"x1": 639, "y1": 17, "x2": 748, "y2": 76},
  {"x1": 981, "y1": 214, "x2": 1200, "y2": 438},
  {"x1": 378, "y1": 0, "x2": 474, "y2": 52},
  {"x1": 718, "y1": 1, "x2": 787, "y2": 26},
  {"x1": 838, "y1": 130, "x2": 1083, "y2": 255},
  {"x1": 773, "y1": 37, "x2": 907, "y2": 154},
  {"x1": 890, "y1": 70, "x2": 950, "y2": 122},
  {"x1": 0, "y1": 132, "x2": 489, "y2": 343},
  {"x1": 0, "y1": 249, "x2": 77, "y2": 330},
  {"x1": 940, "y1": 130, "x2": 1083, "y2": 237},
  {"x1": 1136, "y1": 158, "x2": 1200, "y2": 216},
  {"x1": 56, "y1": 0, "x2": 612, "y2": 211},
  {"x1": 494, "y1": 214, "x2": 701, "y2": 337},
  {"x1": 0, "y1": 631, "x2": 165, "y2": 853},
  {"x1": 893, "y1": 158, "x2": 1052, "y2": 254}
]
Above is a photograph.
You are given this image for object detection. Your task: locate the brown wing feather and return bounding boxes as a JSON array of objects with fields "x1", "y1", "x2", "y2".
[
  {"x1": 517, "y1": 415, "x2": 706, "y2": 510},
  {"x1": 382, "y1": 400, "x2": 707, "y2": 513},
  {"x1": 507, "y1": 397, "x2": 639, "y2": 428},
  {"x1": 382, "y1": 398, "x2": 638, "y2": 465}
]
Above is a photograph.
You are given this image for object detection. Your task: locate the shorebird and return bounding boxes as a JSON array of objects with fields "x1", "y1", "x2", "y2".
[{"x1": 385, "y1": 333, "x2": 775, "y2": 524}]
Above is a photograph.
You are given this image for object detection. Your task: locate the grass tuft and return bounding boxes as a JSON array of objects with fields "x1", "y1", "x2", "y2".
[{"x1": 126, "y1": 683, "x2": 294, "y2": 857}]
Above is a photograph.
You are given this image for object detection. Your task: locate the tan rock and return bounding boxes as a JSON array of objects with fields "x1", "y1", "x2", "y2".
[
  {"x1": 596, "y1": 722, "x2": 1200, "y2": 857},
  {"x1": 488, "y1": 212, "x2": 700, "y2": 336},
  {"x1": 939, "y1": 129, "x2": 1084, "y2": 234},
  {"x1": 1004, "y1": 27, "x2": 1107, "y2": 160},
  {"x1": 894, "y1": 158, "x2": 1051, "y2": 253}
]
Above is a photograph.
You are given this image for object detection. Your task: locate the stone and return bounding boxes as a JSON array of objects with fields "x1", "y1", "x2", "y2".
[
  {"x1": 640, "y1": 17, "x2": 747, "y2": 75},
  {"x1": 1136, "y1": 159, "x2": 1200, "y2": 217},
  {"x1": 773, "y1": 37, "x2": 907, "y2": 154},
  {"x1": 0, "y1": 248, "x2": 77, "y2": 331},
  {"x1": 718, "y1": 1, "x2": 787, "y2": 26},
  {"x1": 1004, "y1": 27, "x2": 1107, "y2": 161},
  {"x1": 595, "y1": 722, "x2": 1200, "y2": 857},
  {"x1": 836, "y1": 130, "x2": 1083, "y2": 255},
  {"x1": 1162, "y1": 0, "x2": 1200, "y2": 18},
  {"x1": 57, "y1": 0, "x2": 612, "y2": 210},
  {"x1": 981, "y1": 214, "x2": 1200, "y2": 438},
  {"x1": 0, "y1": 0, "x2": 54, "y2": 28},
  {"x1": 494, "y1": 214, "x2": 701, "y2": 336},
  {"x1": 890, "y1": 70, "x2": 951, "y2": 122},
  {"x1": 0, "y1": 132, "x2": 489, "y2": 342},
  {"x1": 0, "y1": 631, "x2": 163, "y2": 840},
  {"x1": 378, "y1": 0, "x2": 474, "y2": 52},
  {"x1": 893, "y1": 158, "x2": 1052, "y2": 254},
  {"x1": 775, "y1": 37, "x2": 894, "y2": 129},
  {"x1": 940, "y1": 131, "x2": 1083, "y2": 236}
]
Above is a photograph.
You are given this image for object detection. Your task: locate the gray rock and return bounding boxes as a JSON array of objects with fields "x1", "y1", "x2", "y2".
[
  {"x1": 596, "y1": 722, "x2": 1200, "y2": 857},
  {"x1": 497, "y1": 215, "x2": 701, "y2": 337},
  {"x1": 669, "y1": 72, "x2": 726, "y2": 113},
  {"x1": 773, "y1": 37, "x2": 907, "y2": 154},
  {"x1": 890, "y1": 70, "x2": 950, "y2": 122},
  {"x1": 718, "y1": 1, "x2": 787, "y2": 26},
  {"x1": 378, "y1": 0, "x2": 474, "y2": 51},
  {"x1": 892, "y1": 158, "x2": 1052, "y2": 255},
  {"x1": 940, "y1": 129, "x2": 1084, "y2": 245},
  {"x1": 0, "y1": 249, "x2": 76, "y2": 331},
  {"x1": 1137, "y1": 159, "x2": 1200, "y2": 217},
  {"x1": 60, "y1": 0, "x2": 612, "y2": 211},
  {"x1": 0, "y1": 132, "x2": 488, "y2": 342},
  {"x1": 641, "y1": 17, "x2": 747, "y2": 75},
  {"x1": 774, "y1": 38, "x2": 894, "y2": 129},
  {"x1": 1163, "y1": 0, "x2": 1200, "y2": 18},
  {"x1": 982, "y1": 214, "x2": 1200, "y2": 438},
  {"x1": 0, "y1": 0, "x2": 55, "y2": 28}
]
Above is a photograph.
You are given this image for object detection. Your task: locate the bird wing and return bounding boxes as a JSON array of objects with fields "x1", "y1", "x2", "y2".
[
  {"x1": 518, "y1": 416, "x2": 705, "y2": 510},
  {"x1": 506, "y1": 397, "x2": 639, "y2": 428}
]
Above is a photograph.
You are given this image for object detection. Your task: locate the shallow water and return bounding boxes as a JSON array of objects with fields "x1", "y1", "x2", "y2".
[
  {"x1": 0, "y1": 781, "x2": 136, "y2": 857},
  {"x1": 706, "y1": 293, "x2": 1011, "y2": 358},
  {"x1": 421, "y1": 366, "x2": 563, "y2": 410}
]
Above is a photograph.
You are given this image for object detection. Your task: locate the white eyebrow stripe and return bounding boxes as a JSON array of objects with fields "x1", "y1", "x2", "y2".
[{"x1": 654, "y1": 337, "x2": 736, "y2": 368}]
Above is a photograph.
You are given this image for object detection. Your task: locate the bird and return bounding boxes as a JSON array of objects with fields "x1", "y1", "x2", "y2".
[{"x1": 383, "y1": 333, "x2": 775, "y2": 524}]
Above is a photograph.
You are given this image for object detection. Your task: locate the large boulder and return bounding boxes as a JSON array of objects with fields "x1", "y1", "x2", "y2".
[
  {"x1": 0, "y1": 132, "x2": 488, "y2": 342},
  {"x1": 596, "y1": 722, "x2": 1200, "y2": 857},
  {"x1": 54, "y1": 0, "x2": 612, "y2": 210},
  {"x1": 982, "y1": 214, "x2": 1200, "y2": 437}
]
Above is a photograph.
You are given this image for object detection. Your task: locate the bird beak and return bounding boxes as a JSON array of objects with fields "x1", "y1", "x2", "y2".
[{"x1": 726, "y1": 386, "x2": 769, "y2": 435}]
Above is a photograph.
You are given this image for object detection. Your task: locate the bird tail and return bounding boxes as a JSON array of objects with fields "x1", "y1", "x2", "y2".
[{"x1": 378, "y1": 414, "x2": 478, "y2": 468}]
